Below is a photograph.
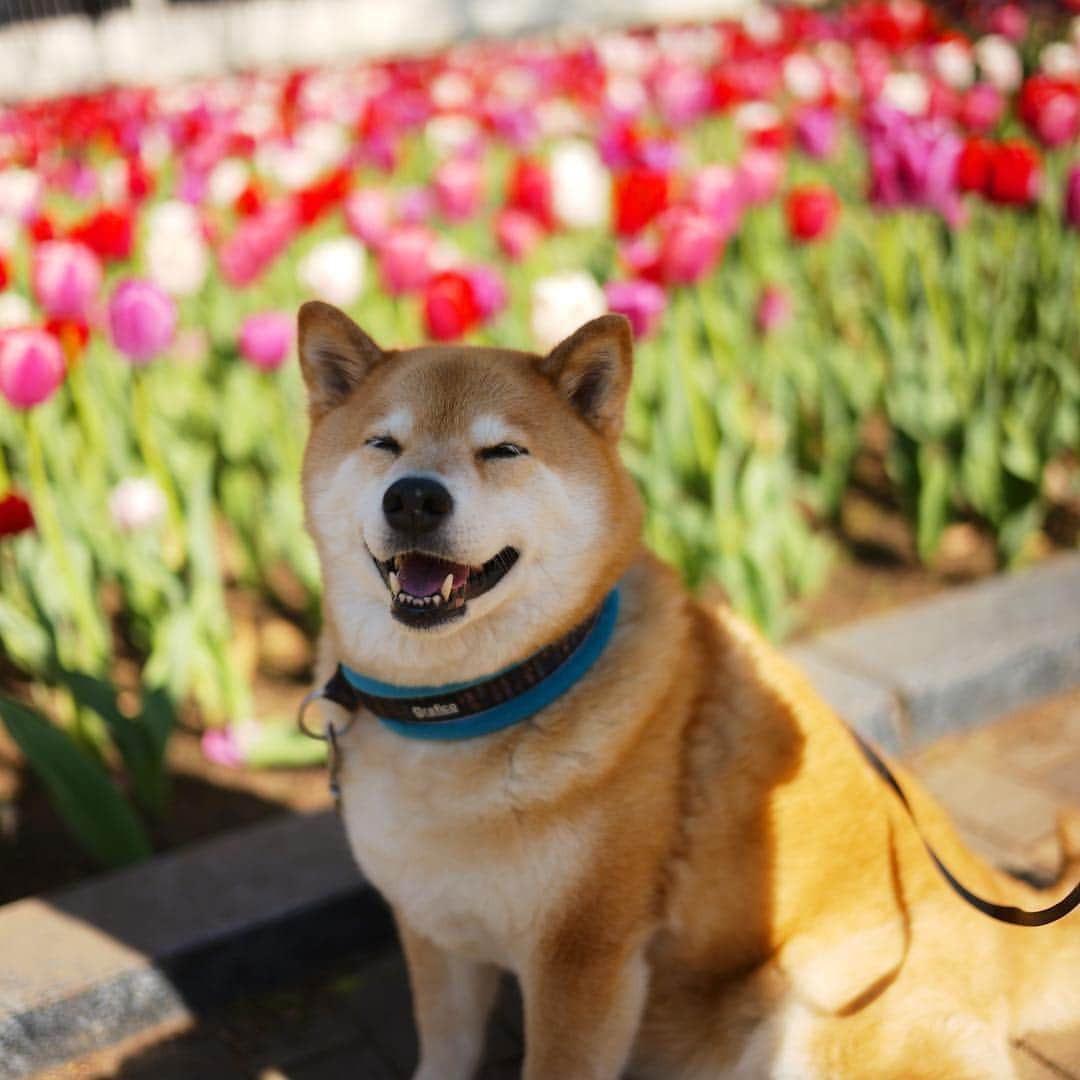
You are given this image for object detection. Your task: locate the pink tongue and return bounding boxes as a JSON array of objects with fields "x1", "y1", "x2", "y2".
[{"x1": 397, "y1": 554, "x2": 469, "y2": 596}]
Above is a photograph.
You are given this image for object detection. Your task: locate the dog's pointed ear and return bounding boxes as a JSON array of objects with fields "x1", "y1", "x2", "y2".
[
  {"x1": 538, "y1": 314, "x2": 633, "y2": 440},
  {"x1": 298, "y1": 301, "x2": 385, "y2": 419}
]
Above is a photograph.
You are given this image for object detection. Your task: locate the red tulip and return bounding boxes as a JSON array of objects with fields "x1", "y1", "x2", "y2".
[
  {"x1": 956, "y1": 137, "x2": 993, "y2": 193},
  {"x1": 785, "y1": 185, "x2": 840, "y2": 242},
  {"x1": 294, "y1": 166, "x2": 352, "y2": 227},
  {"x1": 69, "y1": 206, "x2": 134, "y2": 262},
  {"x1": 986, "y1": 142, "x2": 1041, "y2": 206},
  {"x1": 613, "y1": 168, "x2": 670, "y2": 236},
  {"x1": 234, "y1": 181, "x2": 266, "y2": 218},
  {"x1": 0, "y1": 492, "x2": 34, "y2": 538},
  {"x1": 505, "y1": 158, "x2": 553, "y2": 229},
  {"x1": 0, "y1": 254, "x2": 8, "y2": 292},
  {"x1": 655, "y1": 207, "x2": 724, "y2": 285},
  {"x1": 423, "y1": 271, "x2": 481, "y2": 341},
  {"x1": 1018, "y1": 76, "x2": 1080, "y2": 149}
]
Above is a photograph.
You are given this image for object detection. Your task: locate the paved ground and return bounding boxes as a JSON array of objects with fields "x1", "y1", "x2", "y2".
[{"x1": 39, "y1": 690, "x2": 1080, "y2": 1080}]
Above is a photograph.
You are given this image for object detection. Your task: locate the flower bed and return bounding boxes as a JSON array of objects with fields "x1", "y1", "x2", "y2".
[{"x1": 0, "y1": 2, "x2": 1078, "y2": 873}]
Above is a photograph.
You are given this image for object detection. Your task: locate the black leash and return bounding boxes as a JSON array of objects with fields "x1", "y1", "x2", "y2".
[{"x1": 851, "y1": 730, "x2": 1080, "y2": 927}]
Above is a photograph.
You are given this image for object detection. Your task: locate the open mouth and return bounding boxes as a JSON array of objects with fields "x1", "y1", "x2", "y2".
[{"x1": 373, "y1": 547, "x2": 519, "y2": 629}]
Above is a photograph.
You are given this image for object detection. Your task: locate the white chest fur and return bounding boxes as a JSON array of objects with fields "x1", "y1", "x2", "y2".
[{"x1": 337, "y1": 721, "x2": 598, "y2": 968}]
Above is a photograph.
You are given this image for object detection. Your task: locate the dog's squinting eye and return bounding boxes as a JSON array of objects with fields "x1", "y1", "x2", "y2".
[
  {"x1": 479, "y1": 443, "x2": 529, "y2": 461},
  {"x1": 365, "y1": 435, "x2": 402, "y2": 454}
]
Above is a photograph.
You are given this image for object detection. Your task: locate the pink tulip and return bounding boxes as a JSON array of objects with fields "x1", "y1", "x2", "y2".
[
  {"x1": 31, "y1": 241, "x2": 101, "y2": 323},
  {"x1": 396, "y1": 185, "x2": 436, "y2": 225},
  {"x1": 239, "y1": 311, "x2": 293, "y2": 371},
  {"x1": 1064, "y1": 166, "x2": 1080, "y2": 231},
  {"x1": 987, "y1": 4, "x2": 1027, "y2": 42},
  {"x1": 218, "y1": 200, "x2": 297, "y2": 288},
  {"x1": 344, "y1": 188, "x2": 392, "y2": 247},
  {"x1": 605, "y1": 280, "x2": 666, "y2": 339},
  {"x1": 794, "y1": 107, "x2": 839, "y2": 159},
  {"x1": 433, "y1": 157, "x2": 484, "y2": 222},
  {"x1": 461, "y1": 266, "x2": 507, "y2": 319},
  {"x1": 654, "y1": 63, "x2": 711, "y2": 128},
  {"x1": 377, "y1": 225, "x2": 437, "y2": 295},
  {"x1": 495, "y1": 209, "x2": 543, "y2": 261},
  {"x1": 0, "y1": 328, "x2": 66, "y2": 409},
  {"x1": 656, "y1": 208, "x2": 723, "y2": 286},
  {"x1": 755, "y1": 286, "x2": 793, "y2": 335},
  {"x1": 108, "y1": 279, "x2": 177, "y2": 364},
  {"x1": 689, "y1": 166, "x2": 743, "y2": 240},
  {"x1": 736, "y1": 149, "x2": 784, "y2": 206},
  {"x1": 959, "y1": 83, "x2": 1005, "y2": 133}
]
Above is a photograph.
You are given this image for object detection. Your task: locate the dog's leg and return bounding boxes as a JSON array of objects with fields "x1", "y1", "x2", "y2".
[
  {"x1": 397, "y1": 918, "x2": 500, "y2": 1080},
  {"x1": 521, "y1": 943, "x2": 649, "y2": 1080}
]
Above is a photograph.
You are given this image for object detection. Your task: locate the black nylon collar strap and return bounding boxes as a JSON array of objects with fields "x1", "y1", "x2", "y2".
[{"x1": 323, "y1": 601, "x2": 606, "y2": 727}]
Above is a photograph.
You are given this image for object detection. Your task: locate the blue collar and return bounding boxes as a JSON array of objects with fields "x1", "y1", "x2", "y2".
[{"x1": 328, "y1": 588, "x2": 621, "y2": 741}]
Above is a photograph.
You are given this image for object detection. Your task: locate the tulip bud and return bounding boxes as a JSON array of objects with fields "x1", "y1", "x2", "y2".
[
  {"x1": 0, "y1": 328, "x2": 65, "y2": 409},
  {"x1": 31, "y1": 241, "x2": 101, "y2": 323},
  {"x1": 108, "y1": 279, "x2": 178, "y2": 364},
  {"x1": 239, "y1": 311, "x2": 293, "y2": 371},
  {"x1": 108, "y1": 477, "x2": 167, "y2": 532}
]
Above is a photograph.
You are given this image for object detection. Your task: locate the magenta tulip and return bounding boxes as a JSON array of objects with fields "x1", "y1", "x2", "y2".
[
  {"x1": 239, "y1": 311, "x2": 293, "y2": 371},
  {"x1": 31, "y1": 241, "x2": 101, "y2": 323},
  {"x1": 108, "y1": 280, "x2": 177, "y2": 364},
  {"x1": 794, "y1": 107, "x2": 839, "y2": 159},
  {"x1": 461, "y1": 266, "x2": 507, "y2": 319},
  {"x1": 605, "y1": 280, "x2": 667, "y2": 339},
  {"x1": 0, "y1": 328, "x2": 66, "y2": 409},
  {"x1": 1064, "y1": 165, "x2": 1080, "y2": 231}
]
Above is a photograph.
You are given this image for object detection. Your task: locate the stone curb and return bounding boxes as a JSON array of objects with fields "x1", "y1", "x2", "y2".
[{"x1": 2, "y1": 552, "x2": 1078, "y2": 1077}]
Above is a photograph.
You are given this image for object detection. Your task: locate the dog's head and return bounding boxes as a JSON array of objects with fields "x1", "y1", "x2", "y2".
[{"x1": 298, "y1": 301, "x2": 642, "y2": 685}]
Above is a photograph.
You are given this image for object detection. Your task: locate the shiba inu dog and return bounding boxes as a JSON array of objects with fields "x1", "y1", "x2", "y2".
[{"x1": 298, "y1": 299, "x2": 1080, "y2": 1080}]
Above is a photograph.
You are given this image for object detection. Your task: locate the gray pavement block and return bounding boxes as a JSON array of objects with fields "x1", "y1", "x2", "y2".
[
  {"x1": 782, "y1": 643, "x2": 903, "y2": 753},
  {"x1": 800, "y1": 555, "x2": 1080, "y2": 748}
]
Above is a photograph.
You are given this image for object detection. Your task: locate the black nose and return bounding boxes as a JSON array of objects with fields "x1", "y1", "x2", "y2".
[{"x1": 382, "y1": 476, "x2": 454, "y2": 535}]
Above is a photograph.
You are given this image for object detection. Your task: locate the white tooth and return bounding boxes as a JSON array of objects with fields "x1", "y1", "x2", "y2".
[
  {"x1": 388, "y1": 571, "x2": 401, "y2": 597},
  {"x1": 432, "y1": 594, "x2": 443, "y2": 607},
  {"x1": 440, "y1": 573, "x2": 454, "y2": 601}
]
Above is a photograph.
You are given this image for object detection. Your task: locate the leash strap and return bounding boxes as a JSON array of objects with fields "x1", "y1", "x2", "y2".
[{"x1": 851, "y1": 729, "x2": 1080, "y2": 927}]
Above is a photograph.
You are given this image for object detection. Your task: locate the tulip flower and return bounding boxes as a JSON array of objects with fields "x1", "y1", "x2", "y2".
[
  {"x1": 956, "y1": 137, "x2": 994, "y2": 193},
  {"x1": 530, "y1": 271, "x2": 607, "y2": 352},
  {"x1": 433, "y1": 157, "x2": 484, "y2": 222},
  {"x1": 785, "y1": 185, "x2": 840, "y2": 242},
  {"x1": 1065, "y1": 166, "x2": 1080, "y2": 231},
  {"x1": 794, "y1": 107, "x2": 838, "y2": 159},
  {"x1": 218, "y1": 200, "x2": 297, "y2": 287},
  {"x1": 298, "y1": 237, "x2": 366, "y2": 308},
  {"x1": 505, "y1": 157, "x2": 553, "y2": 229},
  {"x1": 461, "y1": 266, "x2": 507, "y2": 321},
  {"x1": 550, "y1": 140, "x2": 610, "y2": 229},
  {"x1": 31, "y1": 241, "x2": 101, "y2": 323},
  {"x1": 755, "y1": 286, "x2": 793, "y2": 335},
  {"x1": 987, "y1": 4, "x2": 1027, "y2": 42},
  {"x1": 108, "y1": 477, "x2": 167, "y2": 532},
  {"x1": 108, "y1": 279, "x2": 178, "y2": 364},
  {"x1": 145, "y1": 201, "x2": 208, "y2": 297},
  {"x1": 0, "y1": 328, "x2": 66, "y2": 409},
  {"x1": 423, "y1": 271, "x2": 481, "y2": 341},
  {"x1": 495, "y1": 209, "x2": 544, "y2": 262},
  {"x1": 377, "y1": 225, "x2": 437, "y2": 295},
  {"x1": 736, "y1": 148, "x2": 784, "y2": 206},
  {"x1": 1018, "y1": 76, "x2": 1080, "y2": 149},
  {"x1": 0, "y1": 491, "x2": 34, "y2": 538},
  {"x1": 69, "y1": 206, "x2": 135, "y2": 263},
  {"x1": 605, "y1": 279, "x2": 666, "y2": 339},
  {"x1": 689, "y1": 165, "x2": 742, "y2": 239},
  {"x1": 0, "y1": 293, "x2": 33, "y2": 330},
  {"x1": 613, "y1": 167, "x2": 670, "y2": 236},
  {"x1": 239, "y1": 311, "x2": 293, "y2": 371},
  {"x1": 344, "y1": 188, "x2": 393, "y2": 247},
  {"x1": 396, "y1": 185, "x2": 437, "y2": 225},
  {"x1": 975, "y1": 35, "x2": 1022, "y2": 93},
  {"x1": 986, "y1": 142, "x2": 1041, "y2": 206},
  {"x1": 959, "y1": 83, "x2": 1005, "y2": 133},
  {"x1": 655, "y1": 207, "x2": 724, "y2": 286}
]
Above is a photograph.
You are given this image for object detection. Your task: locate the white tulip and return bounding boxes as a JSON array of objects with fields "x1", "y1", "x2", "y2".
[
  {"x1": 550, "y1": 141, "x2": 610, "y2": 230},
  {"x1": 881, "y1": 72, "x2": 929, "y2": 116},
  {"x1": 0, "y1": 291, "x2": 33, "y2": 329},
  {"x1": 1041, "y1": 42, "x2": 1080, "y2": 80},
  {"x1": 108, "y1": 478, "x2": 167, "y2": 533},
  {"x1": 784, "y1": 54, "x2": 825, "y2": 101},
  {"x1": 0, "y1": 168, "x2": 42, "y2": 222},
  {"x1": 298, "y1": 237, "x2": 366, "y2": 307},
  {"x1": 146, "y1": 201, "x2": 208, "y2": 297},
  {"x1": 976, "y1": 35, "x2": 1023, "y2": 93},
  {"x1": 208, "y1": 158, "x2": 251, "y2": 207},
  {"x1": 530, "y1": 272, "x2": 607, "y2": 353},
  {"x1": 933, "y1": 40, "x2": 975, "y2": 90}
]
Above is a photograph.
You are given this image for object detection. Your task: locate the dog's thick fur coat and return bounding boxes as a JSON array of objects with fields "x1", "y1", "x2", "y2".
[{"x1": 299, "y1": 301, "x2": 1080, "y2": 1080}]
